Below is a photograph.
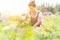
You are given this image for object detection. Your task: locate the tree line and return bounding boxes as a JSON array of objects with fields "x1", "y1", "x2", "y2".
[{"x1": 37, "y1": 3, "x2": 60, "y2": 15}]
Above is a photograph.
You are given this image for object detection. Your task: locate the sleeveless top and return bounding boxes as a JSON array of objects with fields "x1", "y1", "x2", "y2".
[{"x1": 31, "y1": 10, "x2": 42, "y2": 26}]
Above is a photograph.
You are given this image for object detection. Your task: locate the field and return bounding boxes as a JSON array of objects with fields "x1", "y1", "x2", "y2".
[{"x1": 0, "y1": 15, "x2": 60, "y2": 40}]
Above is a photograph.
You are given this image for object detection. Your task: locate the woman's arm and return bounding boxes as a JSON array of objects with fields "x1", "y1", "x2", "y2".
[{"x1": 33, "y1": 11, "x2": 42, "y2": 27}]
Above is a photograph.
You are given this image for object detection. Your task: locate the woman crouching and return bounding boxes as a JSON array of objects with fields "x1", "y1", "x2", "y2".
[{"x1": 28, "y1": 0, "x2": 42, "y2": 27}]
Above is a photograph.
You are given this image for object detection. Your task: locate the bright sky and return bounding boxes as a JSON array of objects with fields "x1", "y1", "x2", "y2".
[{"x1": 0, "y1": 0, "x2": 60, "y2": 17}]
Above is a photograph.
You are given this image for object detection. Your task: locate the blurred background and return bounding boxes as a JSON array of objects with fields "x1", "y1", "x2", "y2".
[{"x1": 0, "y1": 0, "x2": 60, "y2": 17}]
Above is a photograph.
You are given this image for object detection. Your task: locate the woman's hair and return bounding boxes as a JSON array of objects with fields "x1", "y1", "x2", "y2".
[{"x1": 28, "y1": 1, "x2": 36, "y2": 7}]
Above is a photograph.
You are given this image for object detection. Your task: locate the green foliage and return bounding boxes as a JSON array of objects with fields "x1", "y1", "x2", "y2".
[
  {"x1": 0, "y1": 15, "x2": 60, "y2": 40},
  {"x1": 37, "y1": 3, "x2": 46, "y2": 12},
  {"x1": 37, "y1": 3, "x2": 60, "y2": 15},
  {"x1": 54, "y1": 4, "x2": 60, "y2": 12}
]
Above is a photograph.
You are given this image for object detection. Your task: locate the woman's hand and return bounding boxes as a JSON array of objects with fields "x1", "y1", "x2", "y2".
[{"x1": 33, "y1": 25, "x2": 38, "y2": 28}]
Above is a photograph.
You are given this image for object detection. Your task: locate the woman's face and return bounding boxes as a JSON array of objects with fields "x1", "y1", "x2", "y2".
[{"x1": 29, "y1": 6, "x2": 36, "y2": 14}]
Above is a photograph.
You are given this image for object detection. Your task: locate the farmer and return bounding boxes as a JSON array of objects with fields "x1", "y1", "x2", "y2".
[{"x1": 28, "y1": 0, "x2": 42, "y2": 27}]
